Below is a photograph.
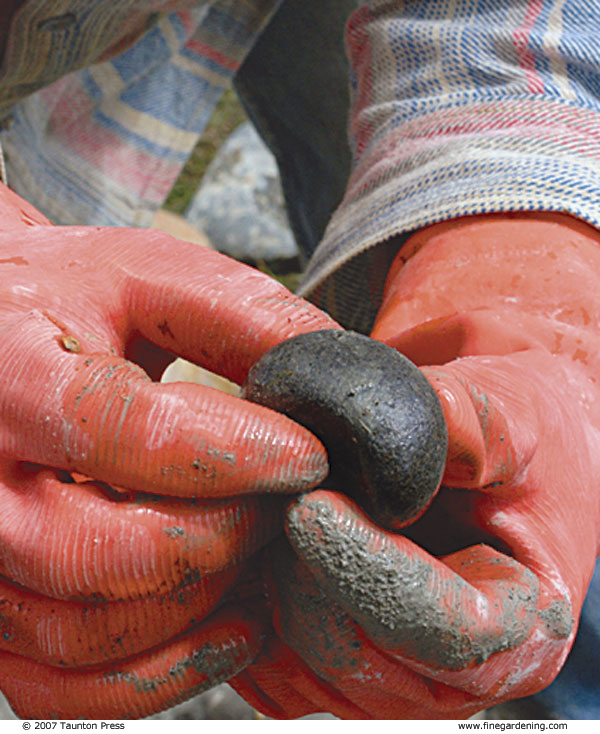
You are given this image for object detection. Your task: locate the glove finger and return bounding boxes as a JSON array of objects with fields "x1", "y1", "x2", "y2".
[
  {"x1": 286, "y1": 490, "x2": 546, "y2": 695},
  {"x1": 232, "y1": 635, "x2": 367, "y2": 720},
  {"x1": 377, "y1": 314, "x2": 554, "y2": 491},
  {"x1": 232, "y1": 667, "x2": 319, "y2": 720},
  {"x1": 88, "y1": 227, "x2": 340, "y2": 386},
  {"x1": 0, "y1": 604, "x2": 263, "y2": 719},
  {"x1": 263, "y1": 542, "x2": 483, "y2": 719},
  {"x1": 0, "y1": 564, "x2": 242, "y2": 668},
  {"x1": 0, "y1": 312, "x2": 328, "y2": 497},
  {"x1": 421, "y1": 359, "x2": 539, "y2": 490},
  {"x1": 0, "y1": 463, "x2": 282, "y2": 601},
  {"x1": 1, "y1": 225, "x2": 340, "y2": 385},
  {"x1": 0, "y1": 182, "x2": 52, "y2": 229}
]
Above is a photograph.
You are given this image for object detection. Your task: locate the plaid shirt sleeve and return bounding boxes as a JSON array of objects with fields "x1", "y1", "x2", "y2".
[
  {"x1": 0, "y1": 0, "x2": 280, "y2": 227},
  {"x1": 299, "y1": 0, "x2": 600, "y2": 329}
]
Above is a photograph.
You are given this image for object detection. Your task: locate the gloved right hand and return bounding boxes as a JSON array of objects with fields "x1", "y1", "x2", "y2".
[
  {"x1": 0, "y1": 184, "x2": 338, "y2": 719},
  {"x1": 232, "y1": 213, "x2": 600, "y2": 719}
]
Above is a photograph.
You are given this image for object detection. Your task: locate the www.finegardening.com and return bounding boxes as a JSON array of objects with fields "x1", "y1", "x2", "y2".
[{"x1": 459, "y1": 722, "x2": 568, "y2": 731}]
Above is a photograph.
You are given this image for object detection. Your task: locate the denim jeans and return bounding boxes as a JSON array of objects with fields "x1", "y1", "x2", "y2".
[
  {"x1": 236, "y1": 0, "x2": 600, "y2": 719},
  {"x1": 234, "y1": 0, "x2": 357, "y2": 270}
]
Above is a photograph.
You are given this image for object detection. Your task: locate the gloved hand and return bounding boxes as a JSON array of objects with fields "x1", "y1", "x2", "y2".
[
  {"x1": 0, "y1": 183, "x2": 339, "y2": 719},
  {"x1": 231, "y1": 212, "x2": 600, "y2": 719}
]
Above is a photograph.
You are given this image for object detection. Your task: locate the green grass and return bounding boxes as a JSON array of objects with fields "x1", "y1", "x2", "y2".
[
  {"x1": 164, "y1": 89, "x2": 248, "y2": 215},
  {"x1": 254, "y1": 260, "x2": 302, "y2": 292}
]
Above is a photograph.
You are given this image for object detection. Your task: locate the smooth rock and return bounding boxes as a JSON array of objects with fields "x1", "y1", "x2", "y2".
[{"x1": 243, "y1": 330, "x2": 448, "y2": 530}]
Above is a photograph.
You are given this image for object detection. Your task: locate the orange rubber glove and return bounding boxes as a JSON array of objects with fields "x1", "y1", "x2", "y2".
[
  {"x1": 232, "y1": 212, "x2": 600, "y2": 719},
  {"x1": 0, "y1": 183, "x2": 339, "y2": 719}
]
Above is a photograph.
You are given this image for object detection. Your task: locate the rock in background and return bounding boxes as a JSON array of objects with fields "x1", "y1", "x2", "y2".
[
  {"x1": 185, "y1": 122, "x2": 299, "y2": 267},
  {"x1": 0, "y1": 692, "x2": 16, "y2": 719}
]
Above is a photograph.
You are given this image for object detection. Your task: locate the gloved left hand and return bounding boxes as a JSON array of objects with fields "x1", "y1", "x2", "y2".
[
  {"x1": 0, "y1": 184, "x2": 338, "y2": 719},
  {"x1": 231, "y1": 213, "x2": 600, "y2": 719}
]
